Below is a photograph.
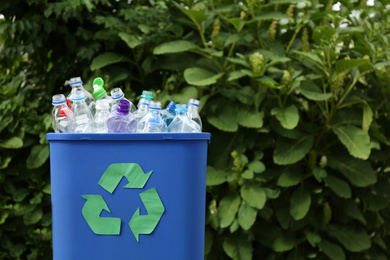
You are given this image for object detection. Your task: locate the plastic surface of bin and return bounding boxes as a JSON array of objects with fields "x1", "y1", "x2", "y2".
[{"x1": 46, "y1": 133, "x2": 211, "y2": 260}]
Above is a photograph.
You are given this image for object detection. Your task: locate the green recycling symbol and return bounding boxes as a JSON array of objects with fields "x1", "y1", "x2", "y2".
[{"x1": 81, "y1": 163, "x2": 165, "y2": 242}]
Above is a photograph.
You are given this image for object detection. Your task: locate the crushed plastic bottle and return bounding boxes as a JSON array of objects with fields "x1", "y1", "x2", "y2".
[
  {"x1": 187, "y1": 99, "x2": 202, "y2": 131},
  {"x1": 160, "y1": 101, "x2": 176, "y2": 127},
  {"x1": 72, "y1": 89, "x2": 94, "y2": 133},
  {"x1": 51, "y1": 94, "x2": 74, "y2": 133},
  {"x1": 110, "y1": 87, "x2": 136, "y2": 113},
  {"x1": 168, "y1": 104, "x2": 201, "y2": 133},
  {"x1": 133, "y1": 98, "x2": 150, "y2": 122},
  {"x1": 137, "y1": 101, "x2": 167, "y2": 133},
  {"x1": 67, "y1": 77, "x2": 93, "y2": 108},
  {"x1": 107, "y1": 100, "x2": 137, "y2": 133},
  {"x1": 93, "y1": 99, "x2": 110, "y2": 133}
]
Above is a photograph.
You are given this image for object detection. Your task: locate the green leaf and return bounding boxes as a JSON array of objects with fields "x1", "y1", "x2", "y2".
[
  {"x1": 218, "y1": 193, "x2": 241, "y2": 228},
  {"x1": 325, "y1": 174, "x2": 352, "y2": 198},
  {"x1": 277, "y1": 168, "x2": 303, "y2": 187},
  {"x1": 26, "y1": 144, "x2": 49, "y2": 169},
  {"x1": 240, "y1": 182, "x2": 266, "y2": 209},
  {"x1": 228, "y1": 70, "x2": 247, "y2": 81},
  {"x1": 23, "y1": 207, "x2": 43, "y2": 225},
  {"x1": 10, "y1": 244, "x2": 26, "y2": 258},
  {"x1": 253, "y1": 12, "x2": 287, "y2": 21},
  {"x1": 362, "y1": 102, "x2": 373, "y2": 132},
  {"x1": 307, "y1": 232, "x2": 321, "y2": 247},
  {"x1": 227, "y1": 18, "x2": 245, "y2": 32},
  {"x1": 207, "y1": 100, "x2": 239, "y2": 132},
  {"x1": 90, "y1": 52, "x2": 127, "y2": 70},
  {"x1": 176, "y1": 4, "x2": 207, "y2": 25},
  {"x1": 265, "y1": 188, "x2": 281, "y2": 199},
  {"x1": 171, "y1": 86, "x2": 198, "y2": 104},
  {"x1": 294, "y1": 50, "x2": 327, "y2": 74},
  {"x1": 271, "y1": 105, "x2": 299, "y2": 130},
  {"x1": 206, "y1": 166, "x2": 230, "y2": 186},
  {"x1": 0, "y1": 156, "x2": 12, "y2": 169},
  {"x1": 300, "y1": 80, "x2": 333, "y2": 101},
  {"x1": 318, "y1": 240, "x2": 346, "y2": 260},
  {"x1": 328, "y1": 224, "x2": 371, "y2": 252},
  {"x1": 313, "y1": 168, "x2": 327, "y2": 182},
  {"x1": 235, "y1": 108, "x2": 264, "y2": 128},
  {"x1": 247, "y1": 161, "x2": 265, "y2": 173},
  {"x1": 223, "y1": 235, "x2": 252, "y2": 260},
  {"x1": 312, "y1": 26, "x2": 337, "y2": 45},
  {"x1": 273, "y1": 233, "x2": 296, "y2": 252},
  {"x1": 42, "y1": 184, "x2": 51, "y2": 195},
  {"x1": 273, "y1": 136, "x2": 314, "y2": 165},
  {"x1": 290, "y1": 186, "x2": 311, "y2": 220},
  {"x1": 184, "y1": 67, "x2": 224, "y2": 86},
  {"x1": 344, "y1": 200, "x2": 366, "y2": 225},
  {"x1": 0, "y1": 137, "x2": 23, "y2": 149},
  {"x1": 238, "y1": 203, "x2": 257, "y2": 230},
  {"x1": 328, "y1": 155, "x2": 376, "y2": 187},
  {"x1": 335, "y1": 58, "x2": 370, "y2": 75},
  {"x1": 332, "y1": 125, "x2": 371, "y2": 160},
  {"x1": 118, "y1": 32, "x2": 142, "y2": 49},
  {"x1": 153, "y1": 40, "x2": 198, "y2": 54}
]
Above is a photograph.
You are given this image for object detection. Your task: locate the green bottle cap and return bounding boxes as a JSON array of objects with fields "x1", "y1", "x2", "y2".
[
  {"x1": 93, "y1": 77, "x2": 104, "y2": 88},
  {"x1": 93, "y1": 84, "x2": 107, "y2": 100}
]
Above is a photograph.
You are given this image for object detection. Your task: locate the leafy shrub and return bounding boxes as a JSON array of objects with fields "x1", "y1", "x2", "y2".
[{"x1": 0, "y1": 0, "x2": 389, "y2": 259}]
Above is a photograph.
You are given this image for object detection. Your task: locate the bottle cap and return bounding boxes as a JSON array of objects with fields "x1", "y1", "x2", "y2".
[
  {"x1": 96, "y1": 99, "x2": 109, "y2": 109},
  {"x1": 175, "y1": 104, "x2": 187, "y2": 112},
  {"x1": 117, "y1": 99, "x2": 130, "y2": 114},
  {"x1": 111, "y1": 88, "x2": 124, "y2": 100},
  {"x1": 149, "y1": 101, "x2": 161, "y2": 110},
  {"x1": 72, "y1": 89, "x2": 86, "y2": 101},
  {"x1": 93, "y1": 77, "x2": 104, "y2": 88},
  {"x1": 188, "y1": 99, "x2": 200, "y2": 107},
  {"x1": 69, "y1": 77, "x2": 83, "y2": 86},
  {"x1": 52, "y1": 94, "x2": 67, "y2": 105},
  {"x1": 166, "y1": 101, "x2": 176, "y2": 113},
  {"x1": 141, "y1": 90, "x2": 153, "y2": 100},
  {"x1": 92, "y1": 84, "x2": 107, "y2": 100}
]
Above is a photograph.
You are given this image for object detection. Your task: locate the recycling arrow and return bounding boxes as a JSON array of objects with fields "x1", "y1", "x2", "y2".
[
  {"x1": 98, "y1": 163, "x2": 153, "y2": 193},
  {"x1": 129, "y1": 188, "x2": 165, "y2": 242},
  {"x1": 81, "y1": 195, "x2": 121, "y2": 235}
]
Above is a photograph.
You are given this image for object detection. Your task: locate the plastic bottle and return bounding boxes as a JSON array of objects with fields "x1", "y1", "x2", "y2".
[
  {"x1": 110, "y1": 88, "x2": 136, "y2": 113},
  {"x1": 168, "y1": 104, "x2": 201, "y2": 133},
  {"x1": 51, "y1": 94, "x2": 74, "y2": 133},
  {"x1": 107, "y1": 100, "x2": 137, "y2": 133},
  {"x1": 89, "y1": 77, "x2": 111, "y2": 115},
  {"x1": 72, "y1": 89, "x2": 94, "y2": 133},
  {"x1": 67, "y1": 77, "x2": 93, "y2": 108},
  {"x1": 160, "y1": 101, "x2": 176, "y2": 127},
  {"x1": 137, "y1": 101, "x2": 168, "y2": 133},
  {"x1": 187, "y1": 99, "x2": 202, "y2": 131},
  {"x1": 141, "y1": 90, "x2": 154, "y2": 101},
  {"x1": 133, "y1": 98, "x2": 150, "y2": 122},
  {"x1": 93, "y1": 99, "x2": 110, "y2": 133}
]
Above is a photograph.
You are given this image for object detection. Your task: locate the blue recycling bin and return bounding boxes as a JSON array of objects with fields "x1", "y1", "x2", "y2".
[{"x1": 46, "y1": 133, "x2": 211, "y2": 260}]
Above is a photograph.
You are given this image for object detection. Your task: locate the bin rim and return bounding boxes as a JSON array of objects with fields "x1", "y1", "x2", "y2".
[{"x1": 46, "y1": 132, "x2": 211, "y2": 143}]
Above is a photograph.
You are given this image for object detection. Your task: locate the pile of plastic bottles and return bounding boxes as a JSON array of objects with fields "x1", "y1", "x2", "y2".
[{"x1": 51, "y1": 77, "x2": 202, "y2": 133}]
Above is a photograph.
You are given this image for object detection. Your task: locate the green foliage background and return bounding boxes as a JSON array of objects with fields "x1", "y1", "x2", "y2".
[{"x1": 1, "y1": 0, "x2": 390, "y2": 259}]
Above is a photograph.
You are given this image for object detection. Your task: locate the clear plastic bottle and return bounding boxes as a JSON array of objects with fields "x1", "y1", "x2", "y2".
[
  {"x1": 72, "y1": 89, "x2": 94, "y2": 133},
  {"x1": 107, "y1": 100, "x2": 137, "y2": 133},
  {"x1": 51, "y1": 94, "x2": 74, "y2": 133},
  {"x1": 90, "y1": 84, "x2": 111, "y2": 115},
  {"x1": 168, "y1": 104, "x2": 201, "y2": 133},
  {"x1": 160, "y1": 101, "x2": 176, "y2": 127},
  {"x1": 110, "y1": 88, "x2": 136, "y2": 113},
  {"x1": 133, "y1": 98, "x2": 150, "y2": 122},
  {"x1": 187, "y1": 99, "x2": 202, "y2": 131},
  {"x1": 67, "y1": 77, "x2": 93, "y2": 108},
  {"x1": 137, "y1": 101, "x2": 168, "y2": 133},
  {"x1": 93, "y1": 99, "x2": 110, "y2": 133}
]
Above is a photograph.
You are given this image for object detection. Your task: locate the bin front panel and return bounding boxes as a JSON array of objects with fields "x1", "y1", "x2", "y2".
[{"x1": 47, "y1": 133, "x2": 210, "y2": 260}]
